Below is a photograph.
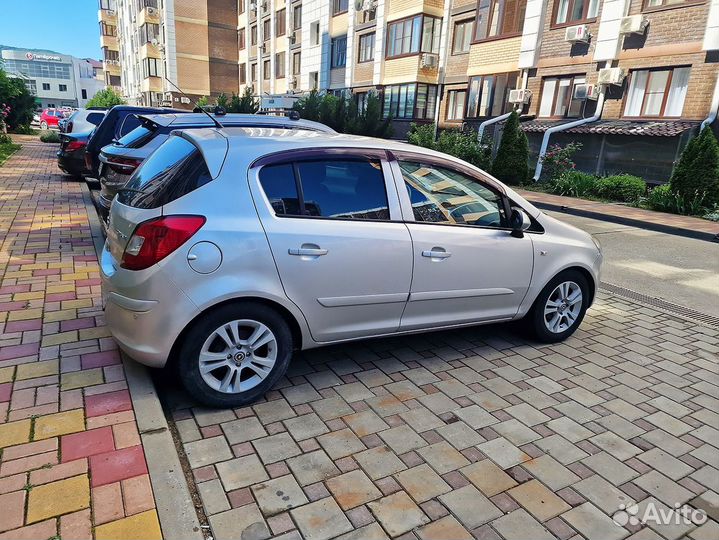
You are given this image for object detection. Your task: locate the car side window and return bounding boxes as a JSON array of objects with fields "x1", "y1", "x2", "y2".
[
  {"x1": 399, "y1": 160, "x2": 507, "y2": 228},
  {"x1": 118, "y1": 115, "x2": 141, "y2": 137},
  {"x1": 259, "y1": 158, "x2": 390, "y2": 220},
  {"x1": 87, "y1": 113, "x2": 104, "y2": 125}
]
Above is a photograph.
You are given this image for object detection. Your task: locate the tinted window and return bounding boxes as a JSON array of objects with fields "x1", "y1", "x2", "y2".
[
  {"x1": 399, "y1": 160, "x2": 506, "y2": 228},
  {"x1": 87, "y1": 112, "x2": 105, "y2": 125},
  {"x1": 259, "y1": 164, "x2": 300, "y2": 215},
  {"x1": 117, "y1": 136, "x2": 212, "y2": 209},
  {"x1": 118, "y1": 114, "x2": 142, "y2": 137},
  {"x1": 116, "y1": 125, "x2": 156, "y2": 148},
  {"x1": 259, "y1": 159, "x2": 389, "y2": 220}
]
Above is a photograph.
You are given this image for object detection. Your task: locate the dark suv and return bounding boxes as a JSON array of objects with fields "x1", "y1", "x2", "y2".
[{"x1": 96, "y1": 112, "x2": 335, "y2": 222}]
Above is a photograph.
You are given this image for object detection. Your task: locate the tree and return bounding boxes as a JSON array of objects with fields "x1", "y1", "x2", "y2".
[
  {"x1": 235, "y1": 87, "x2": 259, "y2": 113},
  {"x1": 0, "y1": 64, "x2": 35, "y2": 130},
  {"x1": 215, "y1": 92, "x2": 229, "y2": 110},
  {"x1": 196, "y1": 96, "x2": 209, "y2": 108},
  {"x1": 669, "y1": 126, "x2": 719, "y2": 207},
  {"x1": 85, "y1": 87, "x2": 125, "y2": 108},
  {"x1": 491, "y1": 110, "x2": 529, "y2": 185},
  {"x1": 345, "y1": 92, "x2": 392, "y2": 138},
  {"x1": 293, "y1": 89, "x2": 322, "y2": 122}
]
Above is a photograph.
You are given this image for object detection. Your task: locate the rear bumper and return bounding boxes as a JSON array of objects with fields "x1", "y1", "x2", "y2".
[
  {"x1": 57, "y1": 152, "x2": 87, "y2": 176},
  {"x1": 100, "y1": 243, "x2": 198, "y2": 368}
]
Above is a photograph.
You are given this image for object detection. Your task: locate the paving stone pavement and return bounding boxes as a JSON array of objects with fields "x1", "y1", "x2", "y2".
[
  {"x1": 0, "y1": 138, "x2": 162, "y2": 539},
  {"x1": 164, "y1": 286, "x2": 719, "y2": 538}
]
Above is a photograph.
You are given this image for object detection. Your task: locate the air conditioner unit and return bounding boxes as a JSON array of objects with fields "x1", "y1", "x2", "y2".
[
  {"x1": 586, "y1": 84, "x2": 600, "y2": 100},
  {"x1": 146, "y1": 6, "x2": 157, "y2": 16},
  {"x1": 565, "y1": 24, "x2": 590, "y2": 43},
  {"x1": 250, "y1": 2, "x2": 257, "y2": 11},
  {"x1": 107, "y1": 9, "x2": 115, "y2": 15},
  {"x1": 420, "y1": 53, "x2": 438, "y2": 68},
  {"x1": 508, "y1": 88, "x2": 532, "y2": 104},
  {"x1": 619, "y1": 15, "x2": 648, "y2": 35},
  {"x1": 597, "y1": 67, "x2": 626, "y2": 85},
  {"x1": 573, "y1": 84, "x2": 600, "y2": 100}
]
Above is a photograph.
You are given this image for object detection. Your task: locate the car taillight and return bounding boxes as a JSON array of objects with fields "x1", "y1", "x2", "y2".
[
  {"x1": 120, "y1": 215, "x2": 206, "y2": 271},
  {"x1": 107, "y1": 155, "x2": 143, "y2": 174},
  {"x1": 65, "y1": 140, "x2": 86, "y2": 152}
]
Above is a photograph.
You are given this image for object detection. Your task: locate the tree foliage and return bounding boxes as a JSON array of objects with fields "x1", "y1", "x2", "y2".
[
  {"x1": 293, "y1": 90, "x2": 392, "y2": 137},
  {"x1": 669, "y1": 126, "x2": 719, "y2": 207},
  {"x1": 85, "y1": 87, "x2": 125, "y2": 109},
  {"x1": 491, "y1": 110, "x2": 529, "y2": 185},
  {"x1": 0, "y1": 63, "x2": 35, "y2": 129},
  {"x1": 407, "y1": 123, "x2": 492, "y2": 170}
]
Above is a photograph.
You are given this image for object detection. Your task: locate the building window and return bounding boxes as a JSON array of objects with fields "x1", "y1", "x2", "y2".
[
  {"x1": 140, "y1": 23, "x2": 160, "y2": 43},
  {"x1": 553, "y1": 0, "x2": 599, "y2": 26},
  {"x1": 103, "y1": 48, "x2": 120, "y2": 62},
  {"x1": 82, "y1": 89, "x2": 88, "y2": 99},
  {"x1": 143, "y1": 57, "x2": 160, "y2": 77},
  {"x1": 293, "y1": 4, "x2": 302, "y2": 29},
  {"x1": 383, "y1": 83, "x2": 437, "y2": 119},
  {"x1": 538, "y1": 75, "x2": 586, "y2": 118},
  {"x1": 446, "y1": 90, "x2": 466, "y2": 120},
  {"x1": 240, "y1": 63, "x2": 247, "y2": 84},
  {"x1": 100, "y1": 0, "x2": 115, "y2": 10},
  {"x1": 42, "y1": 82, "x2": 50, "y2": 91},
  {"x1": 59, "y1": 84, "x2": 67, "y2": 92},
  {"x1": 452, "y1": 19, "x2": 473, "y2": 54},
  {"x1": 239, "y1": 0, "x2": 245, "y2": 14},
  {"x1": 251, "y1": 63, "x2": 257, "y2": 81},
  {"x1": 275, "y1": 52, "x2": 286, "y2": 78},
  {"x1": 475, "y1": 0, "x2": 527, "y2": 41},
  {"x1": 310, "y1": 71, "x2": 319, "y2": 89},
  {"x1": 358, "y1": 32, "x2": 375, "y2": 62},
  {"x1": 276, "y1": 9, "x2": 286, "y2": 36},
  {"x1": 623, "y1": 67, "x2": 690, "y2": 118},
  {"x1": 292, "y1": 52, "x2": 301, "y2": 75},
  {"x1": 332, "y1": 0, "x2": 348, "y2": 15},
  {"x1": 100, "y1": 22, "x2": 117, "y2": 36},
  {"x1": 263, "y1": 19, "x2": 271, "y2": 41},
  {"x1": 239, "y1": 28, "x2": 246, "y2": 50},
  {"x1": 331, "y1": 36, "x2": 347, "y2": 68},
  {"x1": 466, "y1": 72, "x2": 518, "y2": 117},
  {"x1": 356, "y1": 92, "x2": 369, "y2": 112},
  {"x1": 263, "y1": 60, "x2": 271, "y2": 79},
  {"x1": 386, "y1": 15, "x2": 440, "y2": 58},
  {"x1": 310, "y1": 21, "x2": 320, "y2": 45},
  {"x1": 251, "y1": 25, "x2": 258, "y2": 45}
]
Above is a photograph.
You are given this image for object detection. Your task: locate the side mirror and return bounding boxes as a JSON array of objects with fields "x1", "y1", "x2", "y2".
[{"x1": 509, "y1": 208, "x2": 531, "y2": 237}]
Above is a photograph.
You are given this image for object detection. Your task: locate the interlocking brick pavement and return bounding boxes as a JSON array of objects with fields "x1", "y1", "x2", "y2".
[
  {"x1": 164, "y1": 286, "x2": 719, "y2": 539},
  {"x1": 0, "y1": 138, "x2": 161, "y2": 539}
]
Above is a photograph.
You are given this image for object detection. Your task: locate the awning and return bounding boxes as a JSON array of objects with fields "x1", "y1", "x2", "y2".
[{"x1": 519, "y1": 119, "x2": 700, "y2": 137}]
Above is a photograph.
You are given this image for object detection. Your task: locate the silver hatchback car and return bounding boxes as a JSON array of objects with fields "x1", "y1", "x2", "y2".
[{"x1": 101, "y1": 128, "x2": 602, "y2": 407}]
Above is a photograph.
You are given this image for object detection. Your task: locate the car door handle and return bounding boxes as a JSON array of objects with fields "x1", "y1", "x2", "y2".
[
  {"x1": 288, "y1": 247, "x2": 328, "y2": 256},
  {"x1": 422, "y1": 249, "x2": 451, "y2": 259}
]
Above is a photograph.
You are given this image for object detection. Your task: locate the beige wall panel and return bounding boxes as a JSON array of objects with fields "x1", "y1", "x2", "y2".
[
  {"x1": 178, "y1": 57, "x2": 211, "y2": 95},
  {"x1": 175, "y1": 0, "x2": 208, "y2": 20},
  {"x1": 467, "y1": 37, "x2": 521, "y2": 75},
  {"x1": 176, "y1": 21, "x2": 210, "y2": 57}
]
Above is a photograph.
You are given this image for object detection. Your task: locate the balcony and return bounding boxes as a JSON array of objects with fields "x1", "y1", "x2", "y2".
[
  {"x1": 383, "y1": 53, "x2": 439, "y2": 85},
  {"x1": 98, "y1": 8, "x2": 117, "y2": 23},
  {"x1": 103, "y1": 60, "x2": 121, "y2": 76},
  {"x1": 141, "y1": 77, "x2": 162, "y2": 92},
  {"x1": 100, "y1": 34, "x2": 118, "y2": 49},
  {"x1": 138, "y1": 6, "x2": 160, "y2": 26},
  {"x1": 140, "y1": 42, "x2": 162, "y2": 59}
]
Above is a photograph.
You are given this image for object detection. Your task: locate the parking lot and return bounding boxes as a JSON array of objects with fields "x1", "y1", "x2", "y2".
[{"x1": 1, "y1": 139, "x2": 717, "y2": 540}]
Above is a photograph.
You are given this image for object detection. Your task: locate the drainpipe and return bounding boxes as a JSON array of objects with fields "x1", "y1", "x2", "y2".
[
  {"x1": 477, "y1": 69, "x2": 528, "y2": 141},
  {"x1": 532, "y1": 80, "x2": 607, "y2": 181},
  {"x1": 701, "y1": 73, "x2": 719, "y2": 130}
]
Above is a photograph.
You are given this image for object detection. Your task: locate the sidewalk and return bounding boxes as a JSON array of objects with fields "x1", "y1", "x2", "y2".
[
  {"x1": 0, "y1": 138, "x2": 162, "y2": 539},
  {"x1": 518, "y1": 189, "x2": 719, "y2": 242}
]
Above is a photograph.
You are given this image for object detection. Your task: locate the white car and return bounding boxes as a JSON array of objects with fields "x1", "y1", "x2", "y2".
[{"x1": 101, "y1": 128, "x2": 603, "y2": 407}]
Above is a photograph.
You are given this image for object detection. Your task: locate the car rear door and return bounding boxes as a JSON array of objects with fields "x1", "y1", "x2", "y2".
[
  {"x1": 391, "y1": 153, "x2": 534, "y2": 331},
  {"x1": 249, "y1": 148, "x2": 413, "y2": 342}
]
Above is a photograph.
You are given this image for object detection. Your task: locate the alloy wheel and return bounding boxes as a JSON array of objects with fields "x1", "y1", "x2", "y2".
[
  {"x1": 198, "y1": 319, "x2": 277, "y2": 394},
  {"x1": 543, "y1": 281, "x2": 583, "y2": 334}
]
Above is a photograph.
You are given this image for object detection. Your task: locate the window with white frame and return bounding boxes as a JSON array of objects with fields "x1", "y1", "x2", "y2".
[
  {"x1": 331, "y1": 36, "x2": 347, "y2": 68},
  {"x1": 623, "y1": 67, "x2": 690, "y2": 118},
  {"x1": 466, "y1": 72, "x2": 518, "y2": 117},
  {"x1": 310, "y1": 21, "x2": 320, "y2": 45},
  {"x1": 358, "y1": 32, "x2": 375, "y2": 63},
  {"x1": 452, "y1": 20, "x2": 473, "y2": 54},
  {"x1": 446, "y1": 90, "x2": 467, "y2": 120},
  {"x1": 386, "y1": 15, "x2": 441, "y2": 58},
  {"x1": 538, "y1": 75, "x2": 586, "y2": 118},
  {"x1": 553, "y1": 0, "x2": 599, "y2": 26}
]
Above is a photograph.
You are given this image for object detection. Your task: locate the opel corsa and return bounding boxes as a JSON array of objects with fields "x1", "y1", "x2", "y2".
[{"x1": 101, "y1": 128, "x2": 603, "y2": 407}]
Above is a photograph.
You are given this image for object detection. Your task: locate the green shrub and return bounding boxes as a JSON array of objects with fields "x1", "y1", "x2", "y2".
[
  {"x1": 11, "y1": 124, "x2": 37, "y2": 135},
  {"x1": 407, "y1": 123, "x2": 436, "y2": 148},
  {"x1": 541, "y1": 142, "x2": 582, "y2": 181},
  {"x1": 0, "y1": 133, "x2": 12, "y2": 145},
  {"x1": 39, "y1": 130, "x2": 60, "y2": 143},
  {"x1": 549, "y1": 171, "x2": 597, "y2": 198},
  {"x1": 594, "y1": 174, "x2": 646, "y2": 202},
  {"x1": 703, "y1": 204, "x2": 719, "y2": 222},
  {"x1": 646, "y1": 184, "x2": 707, "y2": 215},
  {"x1": 670, "y1": 127, "x2": 719, "y2": 207},
  {"x1": 407, "y1": 124, "x2": 491, "y2": 170},
  {"x1": 491, "y1": 111, "x2": 529, "y2": 185}
]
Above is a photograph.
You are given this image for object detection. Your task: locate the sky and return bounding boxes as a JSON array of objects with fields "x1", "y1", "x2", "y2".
[{"x1": 1, "y1": 0, "x2": 102, "y2": 59}]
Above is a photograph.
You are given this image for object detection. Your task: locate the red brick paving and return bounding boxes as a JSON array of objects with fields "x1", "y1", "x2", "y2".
[{"x1": 0, "y1": 137, "x2": 162, "y2": 538}]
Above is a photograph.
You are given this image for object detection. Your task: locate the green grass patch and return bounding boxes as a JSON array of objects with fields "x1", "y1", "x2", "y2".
[{"x1": 0, "y1": 142, "x2": 21, "y2": 167}]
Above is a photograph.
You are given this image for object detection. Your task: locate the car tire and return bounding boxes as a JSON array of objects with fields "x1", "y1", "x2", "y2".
[
  {"x1": 526, "y1": 269, "x2": 590, "y2": 343},
  {"x1": 40, "y1": 121, "x2": 48, "y2": 130},
  {"x1": 177, "y1": 302, "x2": 293, "y2": 408}
]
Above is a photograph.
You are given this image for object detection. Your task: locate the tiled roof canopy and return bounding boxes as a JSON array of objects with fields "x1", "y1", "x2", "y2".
[{"x1": 519, "y1": 119, "x2": 700, "y2": 137}]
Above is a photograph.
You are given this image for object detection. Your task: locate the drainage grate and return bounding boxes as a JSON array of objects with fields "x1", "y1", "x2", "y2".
[{"x1": 600, "y1": 282, "x2": 719, "y2": 328}]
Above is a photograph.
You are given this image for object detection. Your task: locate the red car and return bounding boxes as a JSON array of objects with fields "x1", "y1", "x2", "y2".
[{"x1": 39, "y1": 109, "x2": 69, "y2": 130}]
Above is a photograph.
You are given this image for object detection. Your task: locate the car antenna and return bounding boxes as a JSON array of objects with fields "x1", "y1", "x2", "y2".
[{"x1": 164, "y1": 77, "x2": 225, "y2": 129}]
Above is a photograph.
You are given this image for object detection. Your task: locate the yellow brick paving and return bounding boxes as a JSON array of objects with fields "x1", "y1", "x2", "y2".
[{"x1": 0, "y1": 136, "x2": 162, "y2": 539}]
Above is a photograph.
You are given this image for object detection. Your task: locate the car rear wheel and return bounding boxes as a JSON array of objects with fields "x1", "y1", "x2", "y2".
[
  {"x1": 178, "y1": 302, "x2": 292, "y2": 408},
  {"x1": 526, "y1": 269, "x2": 589, "y2": 343},
  {"x1": 40, "y1": 121, "x2": 48, "y2": 130}
]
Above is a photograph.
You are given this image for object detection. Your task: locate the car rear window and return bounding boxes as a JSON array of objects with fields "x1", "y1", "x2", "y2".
[
  {"x1": 117, "y1": 135, "x2": 212, "y2": 209},
  {"x1": 116, "y1": 124, "x2": 156, "y2": 148},
  {"x1": 87, "y1": 112, "x2": 105, "y2": 125}
]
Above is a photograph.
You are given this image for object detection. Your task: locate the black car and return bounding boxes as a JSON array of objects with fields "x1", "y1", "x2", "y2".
[
  {"x1": 84, "y1": 105, "x2": 187, "y2": 178},
  {"x1": 57, "y1": 131, "x2": 92, "y2": 179}
]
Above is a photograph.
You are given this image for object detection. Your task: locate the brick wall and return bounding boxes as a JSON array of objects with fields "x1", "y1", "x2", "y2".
[
  {"x1": 176, "y1": 21, "x2": 210, "y2": 57},
  {"x1": 175, "y1": 0, "x2": 208, "y2": 20},
  {"x1": 467, "y1": 37, "x2": 521, "y2": 75},
  {"x1": 207, "y1": 0, "x2": 238, "y2": 26}
]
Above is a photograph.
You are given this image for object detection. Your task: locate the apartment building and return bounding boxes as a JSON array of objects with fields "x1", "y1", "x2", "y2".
[{"x1": 99, "y1": 0, "x2": 240, "y2": 107}]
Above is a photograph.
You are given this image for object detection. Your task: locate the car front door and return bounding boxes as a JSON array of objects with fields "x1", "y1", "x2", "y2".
[
  {"x1": 392, "y1": 154, "x2": 534, "y2": 331},
  {"x1": 249, "y1": 149, "x2": 413, "y2": 342}
]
